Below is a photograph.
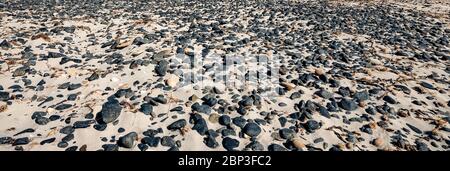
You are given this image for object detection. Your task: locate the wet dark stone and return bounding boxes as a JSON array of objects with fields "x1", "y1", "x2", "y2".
[
  {"x1": 315, "y1": 89, "x2": 333, "y2": 99},
  {"x1": 167, "y1": 119, "x2": 186, "y2": 130},
  {"x1": 48, "y1": 115, "x2": 61, "y2": 121},
  {"x1": 191, "y1": 102, "x2": 211, "y2": 114},
  {"x1": 239, "y1": 96, "x2": 254, "y2": 107},
  {"x1": 13, "y1": 128, "x2": 35, "y2": 136},
  {"x1": 279, "y1": 117, "x2": 287, "y2": 127},
  {"x1": 57, "y1": 141, "x2": 69, "y2": 148},
  {"x1": 65, "y1": 146, "x2": 78, "y2": 151},
  {"x1": 232, "y1": 116, "x2": 246, "y2": 128},
  {"x1": 139, "y1": 103, "x2": 153, "y2": 115},
  {"x1": 204, "y1": 136, "x2": 219, "y2": 148},
  {"x1": 353, "y1": 91, "x2": 369, "y2": 102},
  {"x1": 153, "y1": 95, "x2": 167, "y2": 104},
  {"x1": 102, "y1": 144, "x2": 119, "y2": 151},
  {"x1": 237, "y1": 106, "x2": 247, "y2": 115},
  {"x1": 416, "y1": 140, "x2": 429, "y2": 151},
  {"x1": 168, "y1": 146, "x2": 179, "y2": 151},
  {"x1": 138, "y1": 143, "x2": 148, "y2": 151},
  {"x1": 0, "y1": 137, "x2": 13, "y2": 144},
  {"x1": 118, "y1": 128, "x2": 125, "y2": 133},
  {"x1": 35, "y1": 116, "x2": 50, "y2": 125},
  {"x1": 339, "y1": 98, "x2": 358, "y2": 111},
  {"x1": 242, "y1": 122, "x2": 261, "y2": 137},
  {"x1": 73, "y1": 120, "x2": 93, "y2": 128},
  {"x1": 290, "y1": 92, "x2": 301, "y2": 99},
  {"x1": 0, "y1": 39, "x2": 12, "y2": 49},
  {"x1": 48, "y1": 52, "x2": 67, "y2": 58},
  {"x1": 268, "y1": 144, "x2": 288, "y2": 151},
  {"x1": 161, "y1": 136, "x2": 175, "y2": 147},
  {"x1": 40, "y1": 138, "x2": 56, "y2": 145},
  {"x1": 192, "y1": 118, "x2": 208, "y2": 135},
  {"x1": 170, "y1": 106, "x2": 183, "y2": 112},
  {"x1": 420, "y1": 81, "x2": 435, "y2": 90},
  {"x1": 338, "y1": 87, "x2": 351, "y2": 97},
  {"x1": 142, "y1": 136, "x2": 160, "y2": 147},
  {"x1": 305, "y1": 120, "x2": 320, "y2": 133},
  {"x1": 0, "y1": 91, "x2": 9, "y2": 101},
  {"x1": 279, "y1": 128, "x2": 295, "y2": 139},
  {"x1": 114, "y1": 88, "x2": 133, "y2": 98},
  {"x1": 55, "y1": 103, "x2": 72, "y2": 110},
  {"x1": 98, "y1": 100, "x2": 122, "y2": 124},
  {"x1": 94, "y1": 124, "x2": 107, "y2": 131},
  {"x1": 314, "y1": 138, "x2": 324, "y2": 143},
  {"x1": 12, "y1": 137, "x2": 29, "y2": 146},
  {"x1": 67, "y1": 94, "x2": 78, "y2": 101},
  {"x1": 155, "y1": 60, "x2": 169, "y2": 76},
  {"x1": 318, "y1": 105, "x2": 330, "y2": 118},
  {"x1": 62, "y1": 134, "x2": 74, "y2": 142},
  {"x1": 383, "y1": 95, "x2": 397, "y2": 104},
  {"x1": 68, "y1": 83, "x2": 82, "y2": 91},
  {"x1": 87, "y1": 72, "x2": 99, "y2": 81},
  {"x1": 360, "y1": 125, "x2": 373, "y2": 134},
  {"x1": 222, "y1": 137, "x2": 239, "y2": 151},
  {"x1": 219, "y1": 115, "x2": 231, "y2": 126},
  {"x1": 59, "y1": 126, "x2": 75, "y2": 134},
  {"x1": 118, "y1": 132, "x2": 138, "y2": 148},
  {"x1": 245, "y1": 141, "x2": 264, "y2": 151}
]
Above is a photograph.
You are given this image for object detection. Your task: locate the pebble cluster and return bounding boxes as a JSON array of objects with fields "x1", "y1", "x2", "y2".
[{"x1": 0, "y1": 0, "x2": 449, "y2": 151}]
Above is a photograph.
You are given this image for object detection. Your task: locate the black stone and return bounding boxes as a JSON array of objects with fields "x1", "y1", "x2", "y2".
[
  {"x1": 12, "y1": 137, "x2": 29, "y2": 146},
  {"x1": 60, "y1": 126, "x2": 75, "y2": 134},
  {"x1": 35, "y1": 116, "x2": 50, "y2": 125},
  {"x1": 242, "y1": 122, "x2": 261, "y2": 137},
  {"x1": 222, "y1": 137, "x2": 239, "y2": 151},
  {"x1": 55, "y1": 103, "x2": 72, "y2": 110},
  {"x1": 118, "y1": 132, "x2": 138, "y2": 148},
  {"x1": 73, "y1": 120, "x2": 92, "y2": 128},
  {"x1": 161, "y1": 136, "x2": 175, "y2": 147},
  {"x1": 268, "y1": 144, "x2": 288, "y2": 151},
  {"x1": 102, "y1": 144, "x2": 119, "y2": 151},
  {"x1": 98, "y1": 100, "x2": 122, "y2": 124},
  {"x1": 315, "y1": 89, "x2": 333, "y2": 99},
  {"x1": 87, "y1": 72, "x2": 99, "y2": 81},
  {"x1": 305, "y1": 120, "x2": 320, "y2": 133},
  {"x1": 222, "y1": 128, "x2": 236, "y2": 136},
  {"x1": 191, "y1": 102, "x2": 211, "y2": 114},
  {"x1": 229, "y1": 116, "x2": 246, "y2": 129},
  {"x1": 0, "y1": 91, "x2": 10, "y2": 101},
  {"x1": 167, "y1": 119, "x2": 186, "y2": 130},
  {"x1": 58, "y1": 141, "x2": 69, "y2": 148},
  {"x1": 245, "y1": 141, "x2": 264, "y2": 151},
  {"x1": 40, "y1": 138, "x2": 56, "y2": 145},
  {"x1": 192, "y1": 118, "x2": 208, "y2": 135},
  {"x1": 0, "y1": 137, "x2": 13, "y2": 144},
  {"x1": 383, "y1": 95, "x2": 397, "y2": 104},
  {"x1": 219, "y1": 115, "x2": 231, "y2": 126},
  {"x1": 139, "y1": 103, "x2": 153, "y2": 115},
  {"x1": 155, "y1": 60, "x2": 169, "y2": 76},
  {"x1": 68, "y1": 83, "x2": 82, "y2": 91},
  {"x1": 62, "y1": 134, "x2": 74, "y2": 142},
  {"x1": 118, "y1": 128, "x2": 125, "y2": 133},
  {"x1": 339, "y1": 98, "x2": 358, "y2": 111},
  {"x1": 138, "y1": 143, "x2": 148, "y2": 151},
  {"x1": 204, "y1": 136, "x2": 219, "y2": 148},
  {"x1": 420, "y1": 81, "x2": 435, "y2": 90},
  {"x1": 64, "y1": 146, "x2": 77, "y2": 151},
  {"x1": 142, "y1": 136, "x2": 160, "y2": 147},
  {"x1": 353, "y1": 91, "x2": 369, "y2": 102},
  {"x1": 279, "y1": 128, "x2": 295, "y2": 139}
]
